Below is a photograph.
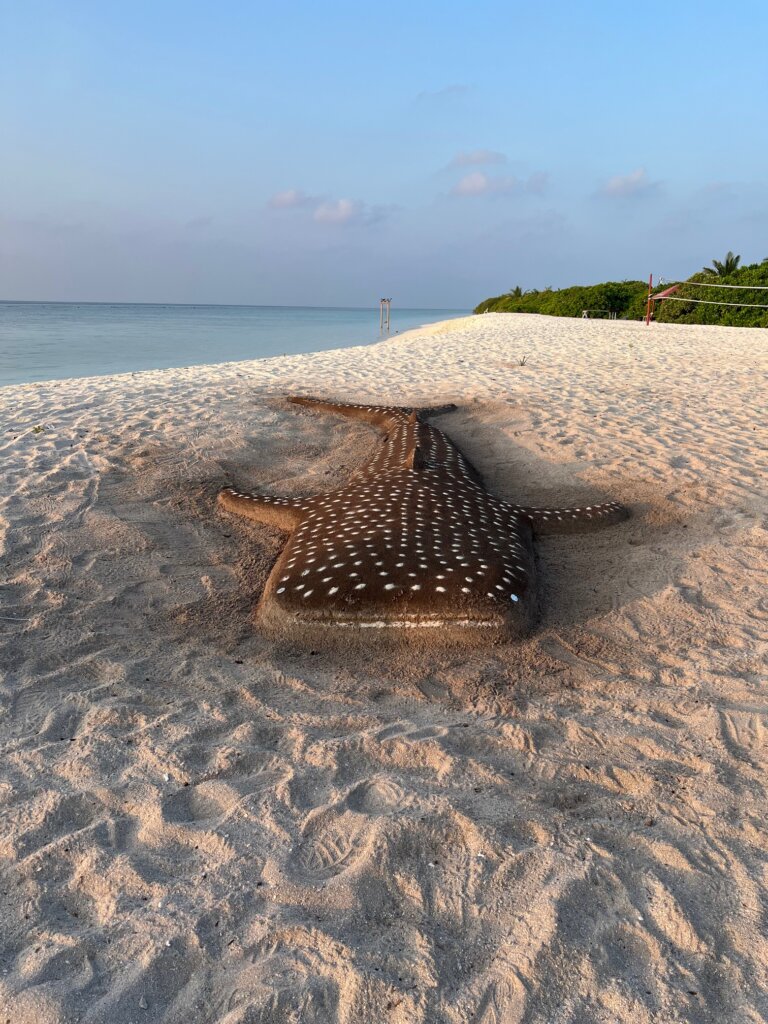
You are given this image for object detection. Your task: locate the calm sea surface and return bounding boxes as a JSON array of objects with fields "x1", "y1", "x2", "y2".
[{"x1": 0, "y1": 303, "x2": 468, "y2": 387}]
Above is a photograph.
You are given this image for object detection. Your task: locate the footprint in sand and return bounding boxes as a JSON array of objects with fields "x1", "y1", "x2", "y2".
[
  {"x1": 162, "y1": 780, "x2": 240, "y2": 825},
  {"x1": 471, "y1": 975, "x2": 526, "y2": 1024},
  {"x1": 345, "y1": 776, "x2": 409, "y2": 815},
  {"x1": 36, "y1": 700, "x2": 86, "y2": 741},
  {"x1": 718, "y1": 710, "x2": 766, "y2": 764},
  {"x1": 11, "y1": 791, "x2": 101, "y2": 859},
  {"x1": 416, "y1": 676, "x2": 451, "y2": 700},
  {"x1": 371, "y1": 722, "x2": 453, "y2": 774},
  {"x1": 294, "y1": 810, "x2": 370, "y2": 879}
]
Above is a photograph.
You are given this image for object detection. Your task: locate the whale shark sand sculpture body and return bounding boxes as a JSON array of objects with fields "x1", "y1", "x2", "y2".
[{"x1": 218, "y1": 397, "x2": 628, "y2": 638}]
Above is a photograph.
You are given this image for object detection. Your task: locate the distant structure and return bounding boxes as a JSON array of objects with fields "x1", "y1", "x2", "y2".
[
  {"x1": 581, "y1": 309, "x2": 617, "y2": 319},
  {"x1": 379, "y1": 298, "x2": 392, "y2": 332}
]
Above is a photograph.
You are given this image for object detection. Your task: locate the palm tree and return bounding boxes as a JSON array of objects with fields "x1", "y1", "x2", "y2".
[
  {"x1": 703, "y1": 251, "x2": 741, "y2": 277},
  {"x1": 508, "y1": 285, "x2": 523, "y2": 298}
]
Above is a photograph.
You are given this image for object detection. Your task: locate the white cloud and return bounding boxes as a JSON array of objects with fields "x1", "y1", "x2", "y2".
[
  {"x1": 312, "y1": 199, "x2": 362, "y2": 224},
  {"x1": 313, "y1": 199, "x2": 394, "y2": 227},
  {"x1": 449, "y1": 149, "x2": 507, "y2": 168},
  {"x1": 452, "y1": 172, "x2": 487, "y2": 196},
  {"x1": 268, "y1": 188, "x2": 316, "y2": 209},
  {"x1": 269, "y1": 188, "x2": 393, "y2": 227},
  {"x1": 598, "y1": 168, "x2": 658, "y2": 199},
  {"x1": 450, "y1": 172, "x2": 520, "y2": 197},
  {"x1": 449, "y1": 169, "x2": 548, "y2": 198}
]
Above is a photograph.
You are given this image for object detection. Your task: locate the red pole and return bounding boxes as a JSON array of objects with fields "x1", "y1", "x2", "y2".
[{"x1": 645, "y1": 273, "x2": 653, "y2": 325}]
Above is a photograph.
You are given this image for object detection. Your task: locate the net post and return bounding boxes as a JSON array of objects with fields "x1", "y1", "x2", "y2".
[{"x1": 645, "y1": 274, "x2": 653, "y2": 325}]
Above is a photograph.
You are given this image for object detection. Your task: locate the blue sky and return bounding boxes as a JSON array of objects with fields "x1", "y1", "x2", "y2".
[{"x1": 2, "y1": 0, "x2": 767, "y2": 306}]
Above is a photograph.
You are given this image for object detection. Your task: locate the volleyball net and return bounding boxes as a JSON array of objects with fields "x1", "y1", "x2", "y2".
[{"x1": 646, "y1": 274, "x2": 768, "y2": 323}]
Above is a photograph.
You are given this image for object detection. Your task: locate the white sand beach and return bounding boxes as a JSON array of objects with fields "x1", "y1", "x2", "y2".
[{"x1": 1, "y1": 312, "x2": 766, "y2": 1023}]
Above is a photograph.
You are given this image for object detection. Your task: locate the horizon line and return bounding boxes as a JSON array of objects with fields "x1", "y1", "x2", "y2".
[{"x1": 0, "y1": 299, "x2": 470, "y2": 312}]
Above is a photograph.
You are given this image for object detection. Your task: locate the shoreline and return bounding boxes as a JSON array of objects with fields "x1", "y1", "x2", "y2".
[
  {"x1": 1, "y1": 313, "x2": 766, "y2": 1022},
  {"x1": 0, "y1": 313, "x2": 471, "y2": 395},
  {"x1": 0, "y1": 305, "x2": 468, "y2": 389},
  {"x1": 4, "y1": 310, "x2": 766, "y2": 396}
]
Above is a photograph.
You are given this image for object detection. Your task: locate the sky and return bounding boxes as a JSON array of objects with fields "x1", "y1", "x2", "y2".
[{"x1": 2, "y1": 0, "x2": 768, "y2": 307}]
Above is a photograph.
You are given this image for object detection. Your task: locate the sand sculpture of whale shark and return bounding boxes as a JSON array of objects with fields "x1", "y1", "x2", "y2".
[{"x1": 218, "y1": 397, "x2": 628, "y2": 637}]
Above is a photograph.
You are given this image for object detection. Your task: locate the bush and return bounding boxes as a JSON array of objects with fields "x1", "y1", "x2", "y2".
[
  {"x1": 475, "y1": 261, "x2": 768, "y2": 327},
  {"x1": 474, "y1": 280, "x2": 648, "y2": 319}
]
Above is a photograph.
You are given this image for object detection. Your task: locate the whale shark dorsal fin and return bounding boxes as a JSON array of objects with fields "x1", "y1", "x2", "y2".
[
  {"x1": 405, "y1": 445, "x2": 428, "y2": 470},
  {"x1": 404, "y1": 411, "x2": 427, "y2": 469}
]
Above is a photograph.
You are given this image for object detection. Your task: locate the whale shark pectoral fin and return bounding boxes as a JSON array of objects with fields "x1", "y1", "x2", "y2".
[
  {"x1": 218, "y1": 487, "x2": 304, "y2": 529},
  {"x1": 508, "y1": 501, "x2": 629, "y2": 535},
  {"x1": 287, "y1": 395, "x2": 410, "y2": 431}
]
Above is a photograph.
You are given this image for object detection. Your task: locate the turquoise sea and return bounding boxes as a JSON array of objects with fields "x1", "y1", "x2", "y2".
[{"x1": 0, "y1": 303, "x2": 468, "y2": 387}]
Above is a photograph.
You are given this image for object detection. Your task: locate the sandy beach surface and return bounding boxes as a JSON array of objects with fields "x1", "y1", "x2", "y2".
[{"x1": 1, "y1": 312, "x2": 766, "y2": 1023}]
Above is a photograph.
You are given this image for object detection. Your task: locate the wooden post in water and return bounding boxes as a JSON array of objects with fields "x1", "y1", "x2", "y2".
[{"x1": 379, "y1": 298, "x2": 392, "y2": 332}]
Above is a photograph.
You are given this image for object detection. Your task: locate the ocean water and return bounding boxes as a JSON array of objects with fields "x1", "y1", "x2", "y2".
[{"x1": 0, "y1": 303, "x2": 468, "y2": 387}]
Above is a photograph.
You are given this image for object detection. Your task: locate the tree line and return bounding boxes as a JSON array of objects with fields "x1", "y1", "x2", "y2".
[{"x1": 474, "y1": 253, "x2": 768, "y2": 327}]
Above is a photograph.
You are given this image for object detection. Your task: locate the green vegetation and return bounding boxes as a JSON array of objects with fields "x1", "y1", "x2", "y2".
[
  {"x1": 475, "y1": 252, "x2": 768, "y2": 327},
  {"x1": 655, "y1": 257, "x2": 768, "y2": 327},
  {"x1": 474, "y1": 280, "x2": 648, "y2": 319}
]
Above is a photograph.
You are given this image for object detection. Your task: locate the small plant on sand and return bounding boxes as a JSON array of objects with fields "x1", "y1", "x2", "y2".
[
  {"x1": 32, "y1": 425, "x2": 45, "y2": 434},
  {"x1": 518, "y1": 355, "x2": 528, "y2": 366}
]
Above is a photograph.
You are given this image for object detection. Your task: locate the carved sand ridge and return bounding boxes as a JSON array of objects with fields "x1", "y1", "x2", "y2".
[{"x1": 218, "y1": 397, "x2": 628, "y2": 635}]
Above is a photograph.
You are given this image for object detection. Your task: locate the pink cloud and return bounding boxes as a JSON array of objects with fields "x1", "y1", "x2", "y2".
[
  {"x1": 598, "y1": 168, "x2": 659, "y2": 199},
  {"x1": 312, "y1": 199, "x2": 362, "y2": 224},
  {"x1": 450, "y1": 172, "x2": 520, "y2": 197},
  {"x1": 449, "y1": 169, "x2": 548, "y2": 198},
  {"x1": 268, "y1": 189, "x2": 316, "y2": 209}
]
